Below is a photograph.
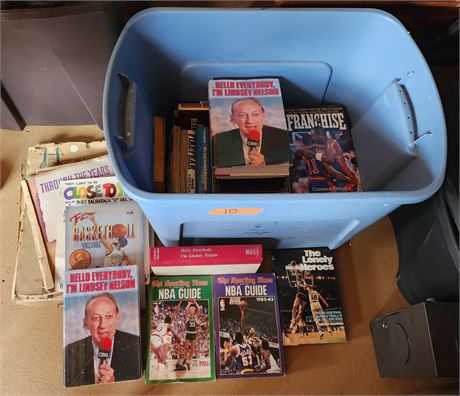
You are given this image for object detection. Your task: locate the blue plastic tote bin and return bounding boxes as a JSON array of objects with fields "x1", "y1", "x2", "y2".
[{"x1": 103, "y1": 8, "x2": 446, "y2": 249}]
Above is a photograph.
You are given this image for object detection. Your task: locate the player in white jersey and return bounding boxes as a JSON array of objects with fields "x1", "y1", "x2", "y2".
[
  {"x1": 258, "y1": 340, "x2": 281, "y2": 373},
  {"x1": 150, "y1": 320, "x2": 169, "y2": 365},
  {"x1": 306, "y1": 286, "x2": 332, "y2": 338},
  {"x1": 88, "y1": 214, "x2": 130, "y2": 267}
]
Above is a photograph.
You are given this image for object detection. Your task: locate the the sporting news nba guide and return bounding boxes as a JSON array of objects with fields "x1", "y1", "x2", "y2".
[
  {"x1": 213, "y1": 273, "x2": 285, "y2": 378},
  {"x1": 272, "y1": 248, "x2": 346, "y2": 345},
  {"x1": 146, "y1": 275, "x2": 215, "y2": 383}
]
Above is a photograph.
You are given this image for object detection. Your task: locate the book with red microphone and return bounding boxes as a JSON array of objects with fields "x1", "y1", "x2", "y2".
[
  {"x1": 208, "y1": 77, "x2": 291, "y2": 192},
  {"x1": 63, "y1": 265, "x2": 142, "y2": 387}
]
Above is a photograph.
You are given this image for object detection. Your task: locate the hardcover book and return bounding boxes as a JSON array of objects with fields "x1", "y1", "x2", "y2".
[
  {"x1": 271, "y1": 248, "x2": 347, "y2": 345},
  {"x1": 63, "y1": 265, "x2": 141, "y2": 387},
  {"x1": 174, "y1": 102, "x2": 209, "y2": 130},
  {"x1": 150, "y1": 244, "x2": 263, "y2": 276},
  {"x1": 195, "y1": 126, "x2": 212, "y2": 193},
  {"x1": 153, "y1": 116, "x2": 166, "y2": 193},
  {"x1": 208, "y1": 78, "x2": 290, "y2": 185},
  {"x1": 146, "y1": 275, "x2": 215, "y2": 383},
  {"x1": 213, "y1": 273, "x2": 285, "y2": 378},
  {"x1": 286, "y1": 105, "x2": 362, "y2": 193}
]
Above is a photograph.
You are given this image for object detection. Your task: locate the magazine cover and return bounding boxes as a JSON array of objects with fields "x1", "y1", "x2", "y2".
[
  {"x1": 146, "y1": 275, "x2": 215, "y2": 383},
  {"x1": 63, "y1": 200, "x2": 148, "y2": 306},
  {"x1": 208, "y1": 78, "x2": 290, "y2": 177},
  {"x1": 63, "y1": 265, "x2": 141, "y2": 387},
  {"x1": 286, "y1": 106, "x2": 362, "y2": 193},
  {"x1": 213, "y1": 273, "x2": 285, "y2": 378},
  {"x1": 29, "y1": 155, "x2": 114, "y2": 244},
  {"x1": 271, "y1": 248, "x2": 346, "y2": 345},
  {"x1": 55, "y1": 176, "x2": 139, "y2": 291}
]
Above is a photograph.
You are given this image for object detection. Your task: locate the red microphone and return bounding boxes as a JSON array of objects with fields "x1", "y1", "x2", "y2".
[
  {"x1": 98, "y1": 337, "x2": 112, "y2": 366},
  {"x1": 247, "y1": 129, "x2": 260, "y2": 151}
]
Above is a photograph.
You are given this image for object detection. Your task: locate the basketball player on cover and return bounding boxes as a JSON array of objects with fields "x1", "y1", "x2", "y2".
[
  {"x1": 222, "y1": 331, "x2": 255, "y2": 374},
  {"x1": 295, "y1": 126, "x2": 359, "y2": 192},
  {"x1": 306, "y1": 286, "x2": 333, "y2": 339},
  {"x1": 288, "y1": 264, "x2": 315, "y2": 335},
  {"x1": 184, "y1": 300, "x2": 201, "y2": 369},
  {"x1": 258, "y1": 340, "x2": 281, "y2": 373},
  {"x1": 88, "y1": 214, "x2": 131, "y2": 267},
  {"x1": 239, "y1": 300, "x2": 262, "y2": 366},
  {"x1": 150, "y1": 303, "x2": 181, "y2": 369}
]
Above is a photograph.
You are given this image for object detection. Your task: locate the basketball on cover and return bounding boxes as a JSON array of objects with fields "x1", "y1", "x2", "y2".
[
  {"x1": 239, "y1": 300, "x2": 248, "y2": 310},
  {"x1": 112, "y1": 224, "x2": 128, "y2": 238},
  {"x1": 69, "y1": 249, "x2": 91, "y2": 269}
]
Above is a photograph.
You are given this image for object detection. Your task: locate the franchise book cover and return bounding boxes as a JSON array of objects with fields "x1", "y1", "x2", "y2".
[
  {"x1": 213, "y1": 273, "x2": 285, "y2": 378},
  {"x1": 146, "y1": 275, "x2": 215, "y2": 383},
  {"x1": 208, "y1": 78, "x2": 290, "y2": 181},
  {"x1": 150, "y1": 244, "x2": 263, "y2": 276},
  {"x1": 271, "y1": 248, "x2": 346, "y2": 345},
  {"x1": 286, "y1": 105, "x2": 362, "y2": 193},
  {"x1": 63, "y1": 265, "x2": 141, "y2": 387}
]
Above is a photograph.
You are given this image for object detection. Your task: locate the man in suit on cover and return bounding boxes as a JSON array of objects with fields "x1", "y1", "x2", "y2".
[
  {"x1": 64, "y1": 292, "x2": 141, "y2": 387},
  {"x1": 213, "y1": 97, "x2": 290, "y2": 168}
]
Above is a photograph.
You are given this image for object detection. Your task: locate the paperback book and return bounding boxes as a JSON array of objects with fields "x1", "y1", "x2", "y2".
[
  {"x1": 286, "y1": 105, "x2": 362, "y2": 193},
  {"x1": 63, "y1": 265, "x2": 141, "y2": 387},
  {"x1": 213, "y1": 273, "x2": 285, "y2": 378},
  {"x1": 62, "y1": 199, "x2": 149, "y2": 306},
  {"x1": 271, "y1": 248, "x2": 346, "y2": 345},
  {"x1": 55, "y1": 176, "x2": 133, "y2": 291},
  {"x1": 146, "y1": 275, "x2": 215, "y2": 383}
]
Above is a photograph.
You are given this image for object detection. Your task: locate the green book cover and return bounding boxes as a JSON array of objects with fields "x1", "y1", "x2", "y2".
[{"x1": 146, "y1": 275, "x2": 215, "y2": 383}]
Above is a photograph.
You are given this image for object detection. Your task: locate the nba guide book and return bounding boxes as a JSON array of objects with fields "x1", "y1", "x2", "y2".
[
  {"x1": 213, "y1": 273, "x2": 285, "y2": 378},
  {"x1": 146, "y1": 275, "x2": 215, "y2": 383},
  {"x1": 271, "y1": 248, "x2": 347, "y2": 345}
]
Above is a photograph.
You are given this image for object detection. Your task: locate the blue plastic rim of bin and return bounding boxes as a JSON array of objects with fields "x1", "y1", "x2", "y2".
[{"x1": 103, "y1": 8, "x2": 446, "y2": 249}]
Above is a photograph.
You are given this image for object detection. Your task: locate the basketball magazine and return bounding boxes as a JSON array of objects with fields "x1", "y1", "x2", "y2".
[
  {"x1": 213, "y1": 273, "x2": 285, "y2": 378},
  {"x1": 271, "y1": 248, "x2": 346, "y2": 345},
  {"x1": 286, "y1": 105, "x2": 362, "y2": 193},
  {"x1": 146, "y1": 275, "x2": 215, "y2": 383},
  {"x1": 55, "y1": 176, "x2": 134, "y2": 291},
  {"x1": 63, "y1": 265, "x2": 141, "y2": 387},
  {"x1": 63, "y1": 200, "x2": 148, "y2": 306}
]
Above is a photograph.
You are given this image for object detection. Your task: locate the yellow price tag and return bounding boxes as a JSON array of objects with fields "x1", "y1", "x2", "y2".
[{"x1": 208, "y1": 208, "x2": 263, "y2": 215}]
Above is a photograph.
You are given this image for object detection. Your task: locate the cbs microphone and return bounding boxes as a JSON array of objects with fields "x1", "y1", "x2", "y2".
[
  {"x1": 98, "y1": 337, "x2": 112, "y2": 367},
  {"x1": 247, "y1": 130, "x2": 260, "y2": 151}
]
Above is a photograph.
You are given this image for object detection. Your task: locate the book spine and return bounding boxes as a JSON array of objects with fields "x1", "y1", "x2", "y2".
[
  {"x1": 150, "y1": 244, "x2": 262, "y2": 267},
  {"x1": 195, "y1": 127, "x2": 212, "y2": 193},
  {"x1": 186, "y1": 129, "x2": 196, "y2": 193}
]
